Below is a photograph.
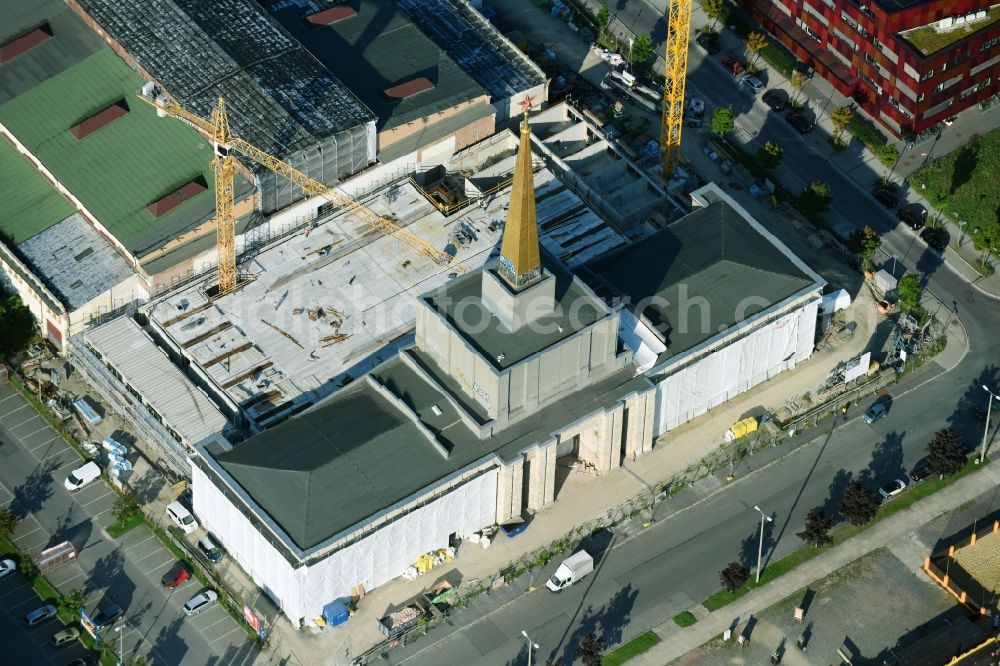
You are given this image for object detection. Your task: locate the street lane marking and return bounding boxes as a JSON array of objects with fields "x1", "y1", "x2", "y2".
[
  {"x1": 125, "y1": 534, "x2": 155, "y2": 551},
  {"x1": 10, "y1": 414, "x2": 42, "y2": 430},
  {"x1": 20, "y1": 424, "x2": 53, "y2": 440},
  {"x1": 40, "y1": 446, "x2": 74, "y2": 462},
  {"x1": 12, "y1": 526, "x2": 42, "y2": 542},
  {"x1": 82, "y1": 490, "x2": 113, "y2": 506},
  {"x1": 133, "y1": 549, "x2": 166, "y2": 565},
  {"x1": 143, "y1": 556, "x2": 175, "y2": 577},
  {"x1": 29, "y1": 435, "x2": 62, "y2": 452},
  {"x1": 208, "y1": 624, "x2": 244, "y2": 645},
  {"x1": 0, "y1": 393, "x2": 17, "y2": 406},
  {"x1": 197, "y1": 613, "x2": 232, "y2": 633},
  {"x1": 0, "y1": 403, "x2": 30, "y2": 418}
]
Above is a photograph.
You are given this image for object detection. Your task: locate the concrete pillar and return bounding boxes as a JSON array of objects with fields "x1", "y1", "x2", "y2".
[
  {"x1": 972, "y1": 531, "x2": 977, "y2": 545},
  {"x1": 623, "y1": 390, "x2": 656, "y2": 459},
  {"x1": 526, "y1": 441, "x2": 557, "y2": 511},
  {"x1": 495, "y1": 457, "x2": 524, "y2": 524}
]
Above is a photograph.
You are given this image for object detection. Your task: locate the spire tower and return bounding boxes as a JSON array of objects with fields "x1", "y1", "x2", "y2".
[{"x1": 498, "y1": 99, "x2": 542, "y2": 290}]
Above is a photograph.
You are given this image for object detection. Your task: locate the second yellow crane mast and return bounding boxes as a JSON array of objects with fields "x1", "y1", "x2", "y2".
[
  {"x1": 210, "y1": 98, "x2": 237, "y2": 296},
  {"x1": 661, "y1": 0, "x2": 693, "y2": 178}
]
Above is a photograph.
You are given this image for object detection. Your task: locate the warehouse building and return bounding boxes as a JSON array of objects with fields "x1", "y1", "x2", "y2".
[
  {"x1": 263, "y1": 0, "x2": 498, "y2": 162},
  {"x1": 71, "y1": 0, "x2": 378, "y2": 213},
  {"x1": 190, "y1": 112, "x2": 656, "y2": 626},
  {"x1": 0, "y1": 0, "x2": 254, "y2": 350},
  {"x1": 739, "y1": 0, "x2": 1000, "y2": 135},
  {"x1": 584, "y1": 184, "x2": 825, "y2": 436}
]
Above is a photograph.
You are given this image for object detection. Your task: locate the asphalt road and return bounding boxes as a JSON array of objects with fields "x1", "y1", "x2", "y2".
[
  {"x1": 0, "y1": 384, "x2": 258, "y2": 666},
  {"x1": 378, "y1": 3, "x2": 1000, "y2": 664}
]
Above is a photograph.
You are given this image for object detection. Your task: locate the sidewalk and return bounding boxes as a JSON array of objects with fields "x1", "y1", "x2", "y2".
[{"x1": 636, "y1": 458, "x2": 1000, "y2": 664}]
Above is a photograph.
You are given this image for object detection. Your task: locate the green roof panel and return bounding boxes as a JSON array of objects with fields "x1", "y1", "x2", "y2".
[
  {"x1": 0, "y1": 48, "x2": 218, "y2": 256},
  {"x1": 0, "y1": 139, "x2": 73, "y2": 245}
]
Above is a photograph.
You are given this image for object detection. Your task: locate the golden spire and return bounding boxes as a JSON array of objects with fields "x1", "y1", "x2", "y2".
[{"x1": 498, "y1": 96, "x2": 542, "y2": 289}]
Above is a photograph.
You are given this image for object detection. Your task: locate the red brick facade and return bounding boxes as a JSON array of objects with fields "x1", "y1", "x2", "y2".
[{"x1": 739, "y1": 0, "x2": 1000, "y2": 136}]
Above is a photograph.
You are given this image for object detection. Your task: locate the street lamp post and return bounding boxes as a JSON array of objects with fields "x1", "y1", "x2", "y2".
[
  {"x1": 522, "y1": 630, "x2": 540, "y2": 666},
  {"x1": 753, "y1": 505, "x2": 774, "y2": 584},
  {"x1": 980, "y1": 385, "x2": 999, "y2": 463},
  {"x1": 115, "y1": 624, "x2": 124, "y2": 666}
]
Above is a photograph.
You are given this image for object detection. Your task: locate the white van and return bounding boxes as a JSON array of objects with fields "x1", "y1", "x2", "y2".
[
  {"x1": 64, "y1": 461, "x2": 101, "y2": 491},
  {"x1": 546, "y1": 550, "x2": 594, "y2": 592},
  {"x1": 166, "y1": 501, "x2": 198, "y2": 534}
]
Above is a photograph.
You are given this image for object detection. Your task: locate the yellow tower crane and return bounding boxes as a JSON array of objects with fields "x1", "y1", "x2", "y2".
[
  {"x1": 138, "y1": 93, "x2": 466, "y2": 297},
  {"x1": 661, "y1": 0, "x2": 694, "y2": 178}
]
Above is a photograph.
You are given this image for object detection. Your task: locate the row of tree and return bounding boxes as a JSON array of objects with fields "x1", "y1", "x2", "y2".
[{"x1": 720, "y1": 429, "x2": 968, "y2": 593}]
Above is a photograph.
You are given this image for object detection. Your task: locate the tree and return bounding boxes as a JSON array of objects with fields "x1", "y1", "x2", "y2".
[
  {"x1": 797, "y1": 180, "x2": 832, "y2": 216},
  {"x1": 720, "y1": 561, "x2": 750, "y2": 592},
  {"x1": 630, "y1": 34, "x2": 654, "y2": 63},
  {"x1": 789, "y1": 70, "x2": 808, "y2": 105},
  {"x1": 0, "y1": 506, "x2": 19, "y2": 540},
  {"x1": 59, "y1": 588, "x2": 87, "y2": 619},
  {"x1": 848, "y1": 226, "x2": 881, "y2": 270},
  {"x1": 756, "y1": 141, "x2": 783, "y2": 172},
  {"x1": 0, "y1": 288, "x2": 35, "y2": 358},
  {"x1": 830, "y1": 105, "x2": 854, "y2": 143},
  {"x1": 576, "y1": 633, "x2": 604, "y2": 666},
  {"x1": 840, "y1": 482, "x2": 879, "y2": 526},
  {"x1": 597, "y1": 3, "x2": 610, "y2": 35},
  {"x1": 745, "y1": 31, "x2": 768, "y2": 68},
  {"x1": 112, "y1": 491, "x2": 140, "y2": 523},
  {"x1": 701, "y1": 0, "x2": 730, "y2": 30},
  {"x1": 711, "y1": 106, "x2": 735, "y2": 135},
  {"x1": 896, "y1": 273, "x2": 922, "y2": 312},
  {"x1": 797, "y1": 507, "x2": 835, "y2": 546},
  {"x1": 927, "y1": 428, "x2": 967, "y2": 475}
]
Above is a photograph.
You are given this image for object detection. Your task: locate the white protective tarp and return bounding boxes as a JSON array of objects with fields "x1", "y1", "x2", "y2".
[
  {"x1": 650, "y1": 299, "x2": 819, "y2": 436},
  {"x1": 618, "y1": 308, "x2": 667, "y2": 373},
  {"x1": 193, "y1": 462, "x2": 499, "y2": 624}
]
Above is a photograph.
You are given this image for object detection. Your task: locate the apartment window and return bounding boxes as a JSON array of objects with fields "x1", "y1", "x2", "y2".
[
  {"x1": 961, "y1": 78, "x2": 992, "y2": 99},
  {"x1": 919, "y1": 69, "x2": 934, "y2": 81},
  {"x1": 864, "y1": 52, "x2": 877, "y2": 65},
  {"x1": 982, "y1": 36, "x2": 1000, "y2": 52},
  {"x1": 840, "y1": 10, "x2": 858, "y2": 30},
  {"x1": 125, "y1": 384, "x2": 143, "y2": 402},
  {"x1": 105, "y1": 362, "x2": 122, "y2": 381},
  {"x1": 887, "y1": 97, "x2": 900, "y2": 108},
  {"x1": 146, "y1": 404, "x2": 162, "y2": 423},
  {"x1": 859, "y1": 4, "x2": 874, "y2": 18}
]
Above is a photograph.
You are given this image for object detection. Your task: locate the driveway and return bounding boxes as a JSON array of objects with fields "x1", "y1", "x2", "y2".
[{"x1": 0, "y1": 385, "x2": 259, "y2": 665}]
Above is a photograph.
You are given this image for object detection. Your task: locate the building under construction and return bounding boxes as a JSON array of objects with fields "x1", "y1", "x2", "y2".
[{"x1": 71, "y1": 0, "x2": 378, "y2": 214}]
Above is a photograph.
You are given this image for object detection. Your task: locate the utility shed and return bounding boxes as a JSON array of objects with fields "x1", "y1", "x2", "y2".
[{"x1": 73, "y1": 0, "x2": 377, "y2": 213}]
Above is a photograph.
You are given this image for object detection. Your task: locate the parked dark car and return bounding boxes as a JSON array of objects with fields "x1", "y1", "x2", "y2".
[
  {"x1": 92, "y1": 602, "x2": 124, "y2": 630},
  {"x1": 920, "y1": 227, "x2": 950, "y2": 252},
  {"x1": 787, "y1": 113, "x2": 814, "y2": 133},
  {"x1": 898, "y1": 206, "x2": 927, "y2": 230},
  {"x1": 160, "y1": 563, "x2": 191, "y2": 589},
  {"x1": 761, "y1": 89, "x2": 787, "y2": 111},
  {"x1": 862, "y1": 401, "x2": 888, "y2": 424},
  {"x1": 872, "y1": 185, "x2": 898, "y2": 209},
  {"x1": 696, "y1": 32, "x2": 720, "y2": 54},
  {"x1": 909, "y1": 460, "x2": 933, "y2": 484}
]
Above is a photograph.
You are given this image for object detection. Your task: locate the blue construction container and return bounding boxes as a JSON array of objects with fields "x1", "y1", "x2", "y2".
[{"x1": 322, "y1": 599, "x2": 349, "y2": 628}]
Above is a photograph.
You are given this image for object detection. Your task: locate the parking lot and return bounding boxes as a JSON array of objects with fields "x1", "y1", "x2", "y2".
[{"x1": 0, "y1": 385, "x2": 259, "y2": 665}]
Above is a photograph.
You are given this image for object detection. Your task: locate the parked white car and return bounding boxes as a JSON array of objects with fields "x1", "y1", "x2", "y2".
[
  {"x1": 0, "y1": 558, "x2": 16, "y2": 578},
  {"x1": 64, "y1": 461, "x2": 101, "y2": 491},
  {"x1": 165, "y1": 501, "x2": 198, "y2": 534},
  {"x1": 183, "y1": 589, "x2": 218, "y2": 616}
]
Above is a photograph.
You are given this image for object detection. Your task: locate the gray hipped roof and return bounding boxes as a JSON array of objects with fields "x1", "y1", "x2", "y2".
[{"x1": 585, "y1": 201, "x2": 823, "y2": 362}]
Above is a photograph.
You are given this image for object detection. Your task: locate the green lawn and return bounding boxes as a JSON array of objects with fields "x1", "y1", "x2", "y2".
[
  {"x1": 910, "y1": 128, "x2": 1000, "y2": 245},
  {"x1": 704, "y1": 456, "x2": 982, "y2": 610},
  {"x1": 673, "y1": 610, "x2": 698, "y2": 627},
  {"x1": 107, "y1": 512, "x2": 145, "y2": 538},
  {"x1": 604, "y1": 631, "x2": 662, "y2": 666}
]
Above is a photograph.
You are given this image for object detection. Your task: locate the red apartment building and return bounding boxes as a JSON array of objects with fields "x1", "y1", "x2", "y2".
[{"x1": 739, "y1": 0, "x2": 1000, "y2": 136}]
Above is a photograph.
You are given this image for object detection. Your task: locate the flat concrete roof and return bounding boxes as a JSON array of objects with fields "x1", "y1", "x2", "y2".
[
  {"x1": 150, "y1": 142, "x2": 626, "y2": 423},
  {"x1": 585, "y1": 200, "x2": 823, "y2": 362},
  {"x1": 423, "y1": 259, "x2": 608, "y2": 371}
]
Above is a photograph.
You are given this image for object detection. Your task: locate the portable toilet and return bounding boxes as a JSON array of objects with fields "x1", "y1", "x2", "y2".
[{"x1": 322, "y1": 599, "x2": 349, "y2": 628}]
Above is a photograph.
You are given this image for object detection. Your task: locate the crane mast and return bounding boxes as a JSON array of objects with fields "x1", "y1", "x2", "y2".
[
  {"x1": 661, "y1": 0, "x2": 693, "y2": 178},
  {"x1": 138, "y1": 93, "x2": 465, "y2": 298}
]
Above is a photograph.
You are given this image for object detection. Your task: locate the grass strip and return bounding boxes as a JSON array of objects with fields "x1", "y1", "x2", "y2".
[
  {"x1": 703, "y1": 456, "x2": 981, "y2": 610},
  {"x1": 107, "y1": 512, "x2": 144, "y2": 538},
  {"x1": 603, "y1": 630, "x2": 662, "y2": 666},
  {"x1": 673, "y1": 610, "x2": 698, "y2": 627}
]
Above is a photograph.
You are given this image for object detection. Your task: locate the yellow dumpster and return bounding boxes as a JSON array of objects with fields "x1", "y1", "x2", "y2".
[{"x1": 725, "y1": 417, "x2": 758, "y2": 442}]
